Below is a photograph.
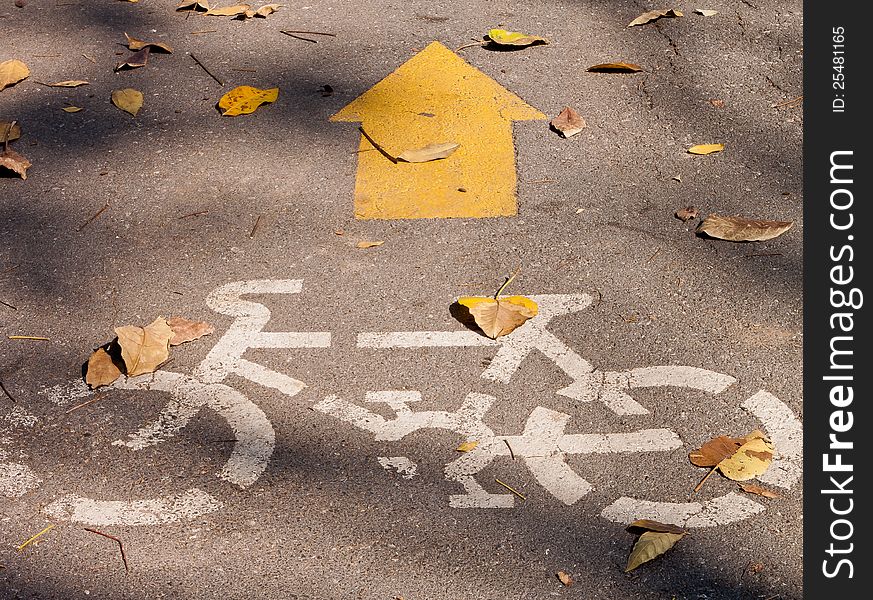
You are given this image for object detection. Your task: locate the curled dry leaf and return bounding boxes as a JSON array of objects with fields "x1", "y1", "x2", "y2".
[
  {"x1": 550, "y1": 106, "x2": 587, "y2": 138},
  {"x1": 243, "y1": 3, "x2": 282, "y2": 18},
  {"x1": 0, "y1": 147, "x2": 32, "y2": 180},
  {"x1": 689, "y1": 435, "x2": 743, "y2": 467},
  {"x1": 694, "y1": 9, "x2": 719, "y2": 17},
  {"x1": 1, "y1": 121, "x2": 22, "y2": 142},
  {"x1": 85, "y1": 346, "x2": 122, "y2": 388},
  {"x1": 556, "y1": 571, "x2": 573, "y2": 587},
  {"x1": 0, "y1": 59, "x2": 30, "y2": 92},
  {"x1": 625, "y1": 521, "x2": 687, "y2": 573},
  {"x1": 356, "y1": 240, "x2": 384, "y2": 248},
  {"x1": 627, "y1": 519, "x2": 686, "y2": 534},
  {"x1": 125, "y1": 33, "x2": 173, "y2": 53},
  {"x1": 487, "y1": 29, "x2": 549, "y2": 47},
  {"x1": 717, "y1": 435, "x2": 774, "y2": 481},
  {"x1": 167, "y1": 316, "x2": 215, "y2": 346},
  {"x1": 456, "y1": 440, "x2": 479, "y2": 452},
  {"x1": 675, "y1": 206, "x2": 699, "y2": 221},
  {"x1": 62, "y1": 106, "x2": 83, "y2": 113},
  {"x1": 397, "y1": 142, "x2": 459, "y2": 163},
  {"x1": 458, "y1": 296, "x2": 538, "y2": 339},
  {"x1": 738, "y1": 482, "x2": 781, "y2": 499},
  {"x1": 45, "y1": 80, "x2": 89, "y2": 87},
  {"x1": 111, "y1": 88, "x2": 144, "y2": 116},
  {"x1": 205, "y1": 4, "x2": 250, "y2": 16},
  {"x1": 177, "y1": 0, "x2": 210, "y2": 10},
  {"x1": 218, "y1": 85, "x2": 278, "y2": 116},
  {"x1": 115, "y1": 317, "x2": 174, "y2": 377},
  {"x1": 115, "y1": 47, "x2": 151, "y2": 71},
  {"x1": 688, "y1": 143, "x2": 724, "y2": 155},
  {"x1": 696, "y1": 214, "x2": 794, "y2": 242},
  {"x1": 587, "y1": 62, "x2": 642, "y2": 73},
  {"x1": 628, "y1": 8, "x2": 683, "y2": 27},
  {"x1": 709, "y1": 98, "x2": 725, "y2": 108}
]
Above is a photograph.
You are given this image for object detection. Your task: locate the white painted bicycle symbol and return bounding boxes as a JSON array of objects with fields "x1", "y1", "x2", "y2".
[{"x1": 19, "y1": 279, "x2": 800, "y2": 528}]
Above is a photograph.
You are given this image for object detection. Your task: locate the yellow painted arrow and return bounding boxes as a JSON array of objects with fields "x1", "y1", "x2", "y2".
[{"x1": 331, "y1": 41, "x2": 545, "y2": 220}]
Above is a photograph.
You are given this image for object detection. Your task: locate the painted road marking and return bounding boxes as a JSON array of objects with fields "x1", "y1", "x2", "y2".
[
  {"x1": 331, "y1": 41, "x2": 546, "y2": 220},
  {"x1": 1, "y1": 406, "x2": 40, "y2": 499},
  {"x1": 44, "y1": 488, "x2": 221, "y2": 526}
]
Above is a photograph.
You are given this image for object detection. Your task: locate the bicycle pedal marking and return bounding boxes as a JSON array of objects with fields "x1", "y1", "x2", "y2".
[{"x1": 43, "y1": 488, "x2": 221, "y2": 526}]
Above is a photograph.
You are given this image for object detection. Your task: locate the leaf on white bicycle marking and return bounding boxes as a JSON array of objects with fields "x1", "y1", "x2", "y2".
[
  {"x1": 696, "y1": 214, "x2": 793, "y2": 242},
  {"x1": 625, "y1": 530, "x2": 686, "y2": 572},
  {"x1": 737, "y1": 482, "x2": 781, "y2": 499},
  {"x1": 85, "y1": 346, "x2": 122, "y2": 388},
  {"x1": 167, "y1": 316, "x2": 215, "y2": 346},
  {"x1": 115, "y1": 317, "x2": 173, "y2": 377},
  {"x1": 627, "y1": 519, "x2": 686, "y2": 535},
  {"x1": 689, "y1": 435, "x2": 744, "y2": 467},
  {"x1": 457, "y1": 295, "x2": 538, "y2": 339},
  {"x1": 717, "y1": 435, "x2": 774, "y2": 482},
  {"x1": 456, "y1": 440, "x2": 479, "y2": 452}
]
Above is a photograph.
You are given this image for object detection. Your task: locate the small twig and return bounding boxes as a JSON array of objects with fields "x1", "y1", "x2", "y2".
[
  {"x1": 77, "y1": 201, "x2": 110, "y2": 231},
  {"x1": 281, "y1": 32, "x2": 317, "y2": 43},
  {"x1": 17, "y1": 525, "x2": 55, "y2": 551},
  {"x1": 84, "y1": 528, "x2": 129, "y2": 572},
  {"x1": 523, "y1": 179, "x2": 555, "y2": 184},
  {"x1": 249, "y1": 215, "x2": 262, "y2": 238},
  {"x1": 190, "y1": 53, "x2": 224, "y2": 86},
  {"x1": 280, "y1": 29, "x2": 336, "y2": 37},
  {"x1": 1, "y1": 263, "x2": 20, "y2": 275},
  {"x1": 65, "y1": 392, "x2": 107, "y2": 414},
  {"x1": 33, "y1": 54, "x2": 62, "y2": 58},
  {"x1": 0, "y1": 299, "x2": 16, "y2": 310},
  {"x1": 503, "y1": 439, "x2": 515, "y2": 460},
  {"x1": 189, "y1": 30, "x2": 217, "y2": 35},
  {"x1": 82, "y1": 54, "x2": 97, "y2": 63},
  {"x1": 647, "y1": 248, "x2": 662, "y2": 263},
  {"x1": 692, "y1": 466, "x2": 718, "y2": 495},
  {"x1": 8, "y1": 335, "x2": 49, "y2": 341},
  {"x1": 0, "y1": 380, "x2": 15, "y2": 403},
  {"x1": 178, "y1": 210, "x2": 209, "y2": 219},
  {"x1": 358, "y1": 127, "x2": 397, "y2": 163},
  {"x1": 495, "y1": 478, "x2": 526, "y2": 501},
  {"x1": 455, "y1": 40, "x2": 487, "y2": 52},
  {"x1": 771, "y1": 95, "x2": 802, "y2": 109},
  {"x1": 744, "y1": 252, "x2": 783, "y2": 258}
]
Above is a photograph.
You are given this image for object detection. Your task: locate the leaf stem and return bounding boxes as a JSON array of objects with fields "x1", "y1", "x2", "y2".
[
  {"x1": 494, "y1": 265, "x2": 522, "y2": 299},
  {"x1": 692, "y1": 466, "x2": 718, "y2": 495}
]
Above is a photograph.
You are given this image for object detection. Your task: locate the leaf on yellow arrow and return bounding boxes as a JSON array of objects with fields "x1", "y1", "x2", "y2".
[
  {"x1": 625, "y1": 531, "x2": 685, "y2": 572},
  {"x1": 243, "y1": 3, "x2": 282, "y2": 18},
  {"x1": 62, "y1": 106, "x2": 83, "y2": 113},
  {"x1": 487, "y1": 29, "x2": 549, "y2": 47},
  {"x1": 397, "y1": 142, "x2": 459, "y2": 163},
  {"x1": 717, "y1": 435, "x2": 774, "y2": 482},
  {"x1": 111, "y1": 88, "x2": 144, "y2": 116},
  {"x1": 628, "y1": 8, "x2": 683, "y2": 27},
  {"x1": 115, "y1": 318, "x2": 174, "y2": 377},
  {"x1": 550, "y1": 106, "x2": 586, "y2": 138},
  {"x1": 0, "y1": 147, "x2": 31, "y2": 180},
  {"x1": 85, "y1": 347, "x2": 122, "y2": 388},
  {"x1": 167, "y1": 316, "x2": 215, "y2": 346},
  {"x1": 44, "y1": 80, "x2": 89, "y2": 87},
  {"x1": 687, "y1": 143, "x2": 723, "y2": 155},
  {"x1": 738, "y1": 482, "x2": 781, "y2": 499},
  {"x1": 586, "y1": 62, "x2": 642, "y2": 73},
  {"x1": 125, "y1": 33, "x2": 173, "y2": 53},
  {"x1": 456, "y1": 440, "x2": 479, "y2": 452},
  {"x1": 696, "y1": 214, "x2": 794, "y2": 242},
  {"x1": 205, "y1": 4, "x2": 250, "y2": 16},
  {"x1": 115, "y1": 47, "x2": 151, "y2": 71},
  {"x1": 458, "y1": 296, "x2": 538, "y2": 339},
  {"x1": 218, "y1": 85, "x2": 278, "y2": 116},
  {"x1": 0, "y1": 59, "x2": 30, "y2": 92},
  {"x1": 1, "y1": 121, "x2": 22, "y2": 142},
  {"x1": 177, "y1": 0, "x2": 210, "y2": 10}
]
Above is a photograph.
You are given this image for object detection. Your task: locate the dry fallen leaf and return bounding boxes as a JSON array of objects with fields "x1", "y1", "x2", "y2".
[
  {"x1": 459, "y1": 296, "x2": 538, "y2": 339},
  {"x1": 550, "y1": 106, "x2": 587, "y2": 138},
  {"x1": 709, "y1": 98, "x2": 725, "y2": 108},
  {"x1": 625, "y1": 521, "x2": 687, "y2": 572},
  {"x1": 456, "y1": 440, "x2": 479, "y2": 452},
  {"x1": 487, "y1": 29, "x2": 549, "y2": 47},
  {"x1": 397, "y1": 142, "x2": 459, "y2": 163},
  {"x1": 62, "y1": 106, "x2": 83, "y2": 113},
  {"x1": 0, "y1": 59, "x2": 30, "y2": 92},
  {"x1": 1, "y1": 121, "x2": 22, "y2": 142},
  {"x1": 115, "y1": 47, "x2": 151, "y2": 71},
  {"x1": 694, "y1": 9, "x2": 719, "y2": 17},
  {"x1": 718, "y1": 435, "x2": 774, "y2": 481},
  {"x1": 243, "y1": 3, "x2": 282, "y2": 18},
  {"x1": 688, "y1": 143, "x2": 724, "y2": 155},
  {"x1": 115, "y1": 317, "x2": 174, "y2": 377},
  {"x1": 675, "y1": 206, "x2": 699, "y2": 221},
  {"x1": 628, "y1": 8, "x2": 683, "y2": 27},
  {"x1": 44, "y1": 80, "x2": 90, "y2": 87},
  {"x1": 356, "y1": 240, "x2": 384, "y2": 248},
  {"x1": 0, "y1": 147, "x2": 31, "y2": 180},
  {"x1": 125, "y1": 33, "x2": 174, "y2": 53},
  {"x1": 85, "y1": 347, "x2": 122, "y2": 388},
  {"x1": 690, "y1": 435, "x2": 743, "y2": 467},
  {"x1": 587, "y1": 62, "x2": 642, "y2": 73},
  {"x1": 167, "y1": 316, "x2": 215, "y2": 346},
  {"x1": 738, "y1": 482, "x2": 781, "y2": 499},
  {"x1": 627, "y1": 519, "x2": 687, "y2": 534},
  {"x1": 177, "y1": 0, "x2": 210, "y2": 10},
  {"x1": 111, "y1": 88, "x2": 144, "y2": 116},
  {"x1": 556, "y1": 571, "x2": 573, "y2": 587},
  {"x1": 696, "y1": 215, "x2": 794, "y2": 242},
  {"x1": 205, "y1": 4, "x2": 250, "y2": 16},
  {"x1": 218, "y1": 85, "x2": 278, "y2": 116}
]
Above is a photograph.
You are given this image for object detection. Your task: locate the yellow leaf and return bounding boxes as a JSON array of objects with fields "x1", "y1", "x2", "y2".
[
  {"x1": 397, "y1": 142, "x2": 459, "y2": 163},
  {"x1": 356, "y1": 240, "x2": 384, "y2": 248},
  {"x1": 111, "y1": 88, "x2": 144, "y2": 116},
  {"x1": 62, "y1": 106, "x2": 83, "y2": 113},
  {"x1": 85, "y1": 347, "x2": 122, "y2": 388},
  {"x1": 0, "y1": 59, "x2": 30, "y2": 92},
  {"x1": 458, "y1": 295, "x2": 538, "y2": 339},
  {"x1": 717, "y1": 436, "x2": 774, "y2": 481},
  {"x1": 46, "y1": 80, "x2": 90, "y2": 87},
  {"x1": 218, "y1": 85, "x2": 278, "y2": 116},
  {"x1": 487, "y1": 29, "x2": 549, "y2": 47},
  {"x1": 456, "y1": 440, "x2": 479, "y2": 452},
  {"x1": 205, "y1": 4, "x2": 250, "y2": 16},
  {"x1": 696, "y1": 214, "x2": 794, "y2": 242},
  {"x1": 625, "y1": 531, "x2": 685, "y2": 571},
  {"x1": 628, "y1": 8, "x2": 683, "y2": 27},
  {"x1": 687, "y1": 143, "x2": 724, "y2": 155},
  {"x1": 114, "y1": 317, "x2": 174, "y2": 377},
  {"x1": 0, "y1": 121, "x2": 22, "y2": 142}
]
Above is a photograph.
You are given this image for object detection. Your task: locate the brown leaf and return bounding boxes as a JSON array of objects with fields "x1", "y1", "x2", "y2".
[
  {"x1": 696, "y1": 215, "x2": 794, "y2": 242},
  {"x1": 167, "y1": 316, "x2": 215, "y2": 346},
  {"x1": 0, "y1": 147, "x2": 32, "y2": 179},
  {"x1": 587, "y1": 62, "x2": 642, "y2": 73},
  {"x1": 550, "y1": 106, "x2": 587, "y2": 138},
  {"x1": 0, "y1": 59, "x2": 30, "y2": 92},
  {"x1": 627, "y1": 519, "x2": 687, "y2": 535},
  {"x1": 709, "y1": 98, "x2": 725, "y2": 108},
  {"x1": 675, "y1": 206, "x2": 699, "y2": 221},
  {"x1": 115, "y1": 317, "x2": 173, "y2": 377},
  {"x1": 85, "y1": 347, "x2": 122, "y2": 388},
  {"x1": 738, "y1": 482, "x2": 781, "y2": 499},
  {"x1": 243, "y1": 3, "x2": 282, "y2": 18},
  {"x1": 115, "y1": 47, "x2": 151, "y2": 71},
  {"x1": 689, "y1": 435, "x2": 743, "y2": 467},
  {"x1": 556, "y1": 571, "x2": 573, "y2": 587},
  {"x1": 628, "y1": 8, "x2": 683, "y2": 27},
  {"x1": 111, "y1": 88, "x2": 144, "y2": 116},
  {"x1": 44, "y1": 80, "x2": 90, "y2": 87},
  {"x1": 625, "y1": 531, "x2": 685, "y2": 572},
  {"x1": 0, "y1": 121, "x2": 22, "y2": 142},
  {"x1": 397, "y1": 142, "x2": 459, "y2": 163},
  {"x1": 356, "y1": 240, "x2": 384, "y2": 248},
  {"x1": 124, "y1": 33, "x2": 173, "y2": 53},
  {"x1": 458, "y1": 295, "x2": 538, "y2": 339},
  {"x1": 205, "y1": 4, "x2": 250, "y2": 16},
  {"x1": 176, "y1": 0, "x2": 210, "y2": 11}
]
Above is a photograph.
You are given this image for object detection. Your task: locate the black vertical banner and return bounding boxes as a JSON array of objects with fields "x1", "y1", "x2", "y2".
[{"x1": 803, "y1": 0, "x2": 871, "y2": 597}]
